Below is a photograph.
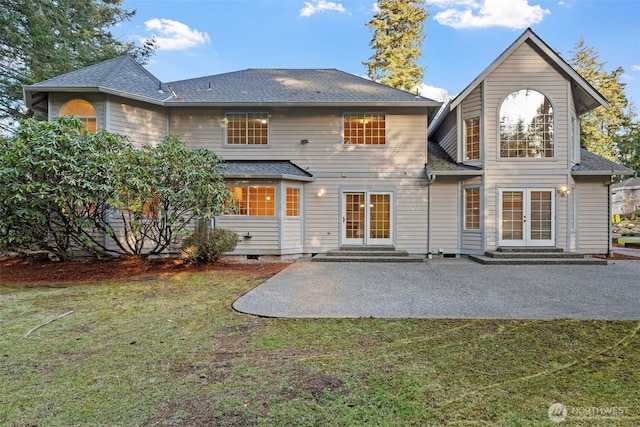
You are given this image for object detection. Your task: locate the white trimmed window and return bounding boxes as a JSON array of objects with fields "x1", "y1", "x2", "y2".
[
  {"x1": 464, "y1": 117, "x2": 480, "y2": 160},
  {"x1": 226, "y1": 186, "x2": 275, "y2": 216},
  {"x1": 226, "y1": 112, "x2": 269, "y2": 145},
  {"x1": 286, "y1": 187, "x2": 300, "y2": 217},
  {"x1": 60, "y1": 99, "x2": 97, "y2": 133},
  {"x1": 343, "y1": 113, "x2": 386, "y2": 145},
  {"x1": 464, "y1": 187, "x2": 480, "y2": 230},
  {"x1": 499, "y1": 89, "x2": 554, "y2": 158}
]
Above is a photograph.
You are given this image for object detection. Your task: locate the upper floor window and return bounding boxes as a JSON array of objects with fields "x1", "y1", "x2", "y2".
[
  {"x1": 226, "y1": 112, "x2": 268, "y2": 145},
  {"x1": 344, "y1": 113, "x2": 386, "y2": 145},
  {"x1": 226, "y1": 186, "x2": 275, "y2": 216},
  {"x1": 499, "y1": 89, "x2": 553, "y2": 158},
  {"x1": 60, "y1": 99, "x2": 97, "y2": 133},
  {"x1": 464, "y1": 117, "x2": 480, "y2": 160}
]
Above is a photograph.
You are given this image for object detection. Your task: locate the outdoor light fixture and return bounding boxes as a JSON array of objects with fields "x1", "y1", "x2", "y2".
[
  {"x1": 558, "y1": 185, "x2": 570, "y2": 196},
  {"x1": 317, "y1": 188, "x2": 325, "y2": 197},
  {"x1": 300, "y1": 139, "x2": 309, "y2": 144}
]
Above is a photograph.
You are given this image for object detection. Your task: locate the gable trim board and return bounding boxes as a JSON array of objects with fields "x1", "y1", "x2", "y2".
[{"x1": 23, "y1": 29, "x2": 634, "y2": 258}]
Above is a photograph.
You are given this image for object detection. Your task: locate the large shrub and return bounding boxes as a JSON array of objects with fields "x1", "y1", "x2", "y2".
[
  {"x1": 0, "y1": 118, "x2": 231, "y2": 259},
  {"x1": 181, "y1": 228, "x2": 239, "y2": 264}
]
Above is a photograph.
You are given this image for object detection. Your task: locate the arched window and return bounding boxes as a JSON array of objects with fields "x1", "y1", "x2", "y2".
[
  {"x1": 499, "y1": 89, "x2": 553, "y2": 158},
  {"x1": 60, "y1": 99, "x2": 97, "y2": 133}
]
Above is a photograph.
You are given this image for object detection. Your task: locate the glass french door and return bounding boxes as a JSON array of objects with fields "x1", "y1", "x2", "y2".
[
  {"x1": 499, "y1": 189, "x2": 555, "y2": 247},
  {"x1": 342, "y1": 192, "x2": 393, "y2": 246}
]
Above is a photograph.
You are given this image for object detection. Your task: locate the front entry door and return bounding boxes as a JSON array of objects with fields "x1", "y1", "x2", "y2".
[
  {"x1": 499, "y1": 189, "x2": 555, "y2": 247},
  {"x1": 342, "y1": 192, "x2": 393, "y2": 246}
]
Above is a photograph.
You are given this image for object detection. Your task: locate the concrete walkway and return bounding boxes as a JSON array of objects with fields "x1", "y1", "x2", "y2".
[{"x1": 233, "y1": 258, "x2": 640, "y2": 320}]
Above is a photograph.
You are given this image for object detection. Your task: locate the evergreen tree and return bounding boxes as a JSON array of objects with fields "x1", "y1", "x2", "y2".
[
  {"x1": 568, "y1": 38, "x2": 637, "y2": 164},
  {"x1": 364, "y1": 0, "x2": 427, "y2": 92},
  {"x1": 0, "y1": 0, "x2": 155, "y2": 134}
]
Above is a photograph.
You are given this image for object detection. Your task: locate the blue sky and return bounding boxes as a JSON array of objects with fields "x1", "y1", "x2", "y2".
[{"x1": 116, "y1": 0, "x2": 640, "y2": 106}]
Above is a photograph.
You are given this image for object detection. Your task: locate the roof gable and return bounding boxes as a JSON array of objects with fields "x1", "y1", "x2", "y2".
[
  {"x1": 24, "y1": 56, "x2": 168, "y2": 112},
  {"x1": 449, "y1": 28, "x2": 608, "y2": 114}
]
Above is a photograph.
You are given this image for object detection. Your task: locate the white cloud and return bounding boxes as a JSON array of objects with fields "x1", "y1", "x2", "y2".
[
  {"x1": 143, "y1": 18, "x2": 210, "y2": 51},
  {"x1": 300, "y1": 0, "x2": 347, "y2": 17},
  {"x1": 632, "y1": 65, "x2": 640, "y2": 72},
  {"x1": 433, "y1": 0, "x2": 550, "y2": 29},
  {"x1": 419, "y1": 84, "x2": 451, "y2": 102}
]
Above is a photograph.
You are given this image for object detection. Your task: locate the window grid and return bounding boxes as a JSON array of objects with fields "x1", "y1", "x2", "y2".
[
  {"x1": 345, "y1": 193, "x2": 365, "y2": 238},
  {"x1": 60, "y1": 99, "x2": 97, "y2": 133},
  {"x1": 464, "y1": 188, "x2": 480, "y2": 230},
  {"x1": 499, "y1": 90, "x2": 554, "y2": 158},
  {"x1": 226, "y1": 186, "x2": 275, "y2": 216},
  {"x1": 286, "y1": 187, "x2": 300, "y2": 217},
  {"x1": 529, "y1": 191, "x2": 552, "y2": 240},
  {"x1": 501, "y1": 191, "x2": 523, "y2": 240},
  {"x1": 369, "y1": 194, "x2": 390, "y2": 239},
  {"x1": 226, "y1": 113, "x2": 268, "y2": 145},
  {"x1": 465, "y1": 117, "x2": 480, "y2": 160},
  {"x1": 344, "y1": 113, "x2": 386, "y2": 145}
]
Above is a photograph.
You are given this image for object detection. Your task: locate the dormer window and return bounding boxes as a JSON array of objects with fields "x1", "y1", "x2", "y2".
[
  {"x1": 60, "y1": 99, "x2": 97, "y2": 133},
  {"x1": 499, "y1": 89, "x2": 553, "y2": 158}
]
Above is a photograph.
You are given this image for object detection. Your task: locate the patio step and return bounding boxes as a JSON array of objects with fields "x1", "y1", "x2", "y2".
[
  {"x1": 312, "y1": 246, "x2": 424, "y2": 263},
  {"x1": 469, "y1": 248, "x2": 607, "y2": 265}
]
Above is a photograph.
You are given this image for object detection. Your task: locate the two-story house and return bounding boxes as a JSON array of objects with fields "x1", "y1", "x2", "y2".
[{"x1": 23, "y1": 28, "x2": 633, "y2": 259}]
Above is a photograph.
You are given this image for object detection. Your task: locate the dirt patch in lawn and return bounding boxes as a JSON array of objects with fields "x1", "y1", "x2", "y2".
[{"x1": 0, "y1": 256, "x2": 290, "y2": 286}]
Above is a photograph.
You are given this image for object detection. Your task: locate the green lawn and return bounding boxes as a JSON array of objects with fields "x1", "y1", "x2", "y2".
[{"x1": 1, "y1": 270, "x2": 639, "y2": 426}]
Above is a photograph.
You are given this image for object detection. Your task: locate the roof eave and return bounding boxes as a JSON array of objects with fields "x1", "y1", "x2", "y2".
[
  {"x1": 429, "y1": 170, "x2": 485, "y2": 176},
  {"x1": 166, "y1": 101, "x2": 441, "y2": 108},
  {"x1": 23, "y1": 86, "x2": 168, "y2": 107},
  {"x1": 223, "y1": 173, "x2": 315, "y2": 182},
  {"x1": 572, "y1": 170, "x2": 635, "y2": 176}
]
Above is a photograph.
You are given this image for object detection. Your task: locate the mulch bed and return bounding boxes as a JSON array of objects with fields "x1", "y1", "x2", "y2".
[{"x1": 0, "y1": 256, "x2": 290, "y2": 286}]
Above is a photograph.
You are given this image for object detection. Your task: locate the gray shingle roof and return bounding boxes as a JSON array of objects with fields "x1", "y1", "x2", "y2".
[
  {"x1": 612, "y1": 177, "x2": 640, "y2": 190},
  {"x1": 25, "y1": 56, "x2": 167, "y2": 103},
  {"x1": 25, "y1": 58, "x2": 441, "y2": 109},
  {"x1": 165, "y1": 69, "x2": 437, "y2": 105},
  {"x1": 223, "y1": 160, "x2": 314, "y2": 181},
  {"x1": 426, "y1": 141, "x2": 483, "y2": 175},
  {"x1": 572, "y1": 149, "x2": 635, "y2": 175}
]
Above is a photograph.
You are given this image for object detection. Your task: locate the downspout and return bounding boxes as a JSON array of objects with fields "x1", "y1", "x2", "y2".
[
  {"x1": 608, "y1": 180, "x2": 612, "y2": 258},
  {"x1": 425, "y1": 165, "x2": 436, "y2": 259}
]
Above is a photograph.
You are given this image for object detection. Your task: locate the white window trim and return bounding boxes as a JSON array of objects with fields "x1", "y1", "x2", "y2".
[{"x1": 223, "y1": 112, "x2": 270, "y2": 146}]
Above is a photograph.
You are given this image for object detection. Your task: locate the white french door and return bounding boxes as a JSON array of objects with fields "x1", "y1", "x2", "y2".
[
  {"x1": 499, "y1": 189, "x2": 555, "y2": 247},
  {"x1": 342, "y1": 191, "x2": 393, "y2": 246}
]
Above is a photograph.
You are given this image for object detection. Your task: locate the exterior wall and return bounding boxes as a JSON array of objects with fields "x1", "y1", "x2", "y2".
[
  {"x1": 481, "y1": 41, "x2": 573, "y2": 250},
  {"x1": 460, "y1": 85, "x2": 483, "y2": 164},
  {"x1": 107, "y1": 96, "x2": 168, "y2": 146},
  {"x1": 575, "y1": 177, "x2": 611, "y2": 254},
  {"x1": 432, "y1": 107, "x2": 457, "y2": 160},
  {"x1": 429, "y1": 178, "x2": 459, "y2": 253},
  {"x1": 50, "y1": 93, "x2": 107, "y2": 129},
  {"x1": 170, "y1": 106, "x2": 431, "y2": 255},
  {"x1": 169, "y1": 107, "x2": 427, "y2": 175}
]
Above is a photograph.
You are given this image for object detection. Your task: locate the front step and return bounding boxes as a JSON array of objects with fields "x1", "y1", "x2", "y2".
[
  {"x1": 312, "y1": 246, "x2": 424, "y2": 263},
  {"x1": 469, "y1": 247, "x2": 607, "y2": 265},
  {"x1": 468, "y1": 255, "x2": 607, "y2": 265}
]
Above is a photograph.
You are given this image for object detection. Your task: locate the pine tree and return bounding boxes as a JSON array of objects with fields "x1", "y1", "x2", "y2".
[
  {"x1": 0, "y1": 0, "x2": 155, "y2": 133},
  {"x1": 568, "y1": 38, "x2": 636, "y2": 164},
  {"x1": 364, "y1": 0, "x2": 427, "y2": 92}
]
